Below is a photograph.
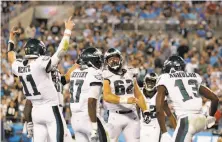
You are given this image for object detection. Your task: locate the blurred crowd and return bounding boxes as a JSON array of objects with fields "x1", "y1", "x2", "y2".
[{"x1": 1, "y1": 1, "x2": 222, "y2": 139}]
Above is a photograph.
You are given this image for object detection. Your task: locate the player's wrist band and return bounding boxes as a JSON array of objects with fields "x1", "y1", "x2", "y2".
[
  {"x1": 64, "y1": 29, "x2": 71, "y2": 35},
  {"x1": 92, "y1": 122, "x2": 98, "y2": 130},
  {"x1": 119, "y1": 97, "x2": 128, "y2": 104},
  {"x1": 7, "y1": 40, "x2": 15, "y2": 52}
]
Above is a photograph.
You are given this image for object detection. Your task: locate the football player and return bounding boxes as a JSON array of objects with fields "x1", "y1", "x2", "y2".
[
  {"x1": 156, "y1": 55, "x2": 219, "y2": 142},
  {"x1": 8, "y1": 17, "x2": 75, "y2": 142},
  {"x1": 103, "y1": 48, "x2": 149, "y2": 142},
  {"x1": 23, "y1": 69, "x2": 73, "y2": 142},
  {"x1": 62, "y1": 47, "x2": 107, "y2": 142},
  {"x1": 140, "y1": 73, "x2": 176, "y2": 142}
]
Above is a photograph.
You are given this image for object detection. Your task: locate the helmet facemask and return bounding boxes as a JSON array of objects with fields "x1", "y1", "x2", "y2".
[
  {"x1": 144, "y1": 77, "x2": 157, "y2": 92},
  {"x1": 107, "y1": 55, "x2": 122, "y2": 71}
]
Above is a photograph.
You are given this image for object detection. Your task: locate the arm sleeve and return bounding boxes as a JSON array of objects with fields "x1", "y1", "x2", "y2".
[
  {"x1": 11, "y1": 60, "x2": 21, "y2": 76},
  {"x1": 156, "y1": 74, "x2": 168, "y2": 87},
  {"x1": 39, "y1": 56, "x2": 52, "y2": 72},
  {"x1": 88, "y1": 86, "x2": 102, "y2": 99},
  {"x1": 90, "y1": 70, "x2": 103, "y2": 86},
  {"x1": 48, "y1": 36, "x2": 70, "y2": 72}
]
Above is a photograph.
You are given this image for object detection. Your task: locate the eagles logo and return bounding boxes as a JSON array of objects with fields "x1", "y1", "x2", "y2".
[{"x1": 94, "y1": 74, "x2": 102, "y2": 80}]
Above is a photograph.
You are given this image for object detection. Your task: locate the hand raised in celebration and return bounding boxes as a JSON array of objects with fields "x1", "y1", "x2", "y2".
[
  {"x1": 9, "y1": 26, "x2": 20, "y2": 42},
  {"x1": 65, "y1": 16, "x2": 75, "y2": 31}
]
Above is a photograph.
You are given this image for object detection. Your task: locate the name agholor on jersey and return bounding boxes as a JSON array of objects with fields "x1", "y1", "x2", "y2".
[
  {"x1": 69, "y1": 67, "x2": 102, "y2": 113},
  {"x1": 156, "y1": 71, "x2": 203, "y2": 118},
  {"x1": 11, "y1": 56, "x2": 59, "y2": 106},
  {"x1": 102, "y1": 68, "x2": 137, "y2": 111}
]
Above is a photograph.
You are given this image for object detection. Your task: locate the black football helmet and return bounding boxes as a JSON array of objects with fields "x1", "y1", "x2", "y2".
[
  {"x1": 79, "y1": 47, "x2": 103, "y2": 69},
  {"x1": 104, "y1": 48, "x2": 123, "y2": 72},
  {"x1": 24, "y1": 38, "x2": 46, "y2": 58},
  {"x1": 162, "y1": 55, "x2": 185, "y2": 73},
  {"x1": 144, "y1": 72, "x2": 158, "y2": 93}
]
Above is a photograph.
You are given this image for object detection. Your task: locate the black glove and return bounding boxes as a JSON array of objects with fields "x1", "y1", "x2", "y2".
[{"x1": 143, "y1": 110, "x2": 151, "y2": 124}]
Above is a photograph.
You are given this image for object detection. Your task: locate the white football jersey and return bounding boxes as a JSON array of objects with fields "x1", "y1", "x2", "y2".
[
  {"x1": 141, "y1": 92, "x2": 158, "y2": 125},
  {"x1": 11, "y1": 56, "x2": 59, "y2": 106},
  {"x1": 69, "y1": 67, "x2": 103, "y2": 113},
  {"x1": 102, "y1": 68, "x2": 137, "y2": 111},
  {"x1": 51, "y1": 70, "x2": 64, "y2": 106},
  {"x1": 156, "y1": 71, "x2": 203, "y2": 118}
]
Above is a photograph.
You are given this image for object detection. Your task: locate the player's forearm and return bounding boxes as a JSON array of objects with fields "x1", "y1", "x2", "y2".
[
  {"x1": 24, "y1": 99, "x2": 32, "y2": 122},
  {"x1": 65, "y1": 63, "x2": 80, "y2": 82},
  {"x1": 137, "y1": 95, "x2": 147, "y2": 112},
  {"x1": 50, "y1": 31, "x2": 71, "y2": 71},
  {"x1": 134, "y1": 80, "x2": 147, "y2": 111},
  {"x1": 103, "y1": 92, "x2": 120, "y2": 104},
  {"x1": 156, "y1": 85, "x2": 168, "y2": 133},
  {"x1": 157, "y1": 110, "x2": 167, "y2": 133},
  {"x1": 199, "y1": 85, "x2": 219, "y2": 116},
  {"x1": 88, "y1": 98, "x2": 97, "y2": 123},
  {"x1": 163, "y1": 101, "x2": 177, "y2": 129},
  {"x1": 7, "y1": 41, "x2": 16, "y2": 65},
  {"x1": 210, "y1": 100, "x2": 219, "y2": 116}
]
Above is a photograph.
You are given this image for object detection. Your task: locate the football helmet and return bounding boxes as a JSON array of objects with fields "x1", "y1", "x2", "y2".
[
  {"x1": 79, "y1": 47, "x2": 103, "y2": 69},
  {"x1": 144, "y1": 72, "x2": 158, "y2": 95},
  {"x1": 162, "y1": 55, "x2": 185, "y2": 73},
  {"x1": 24, "y1": 38, "x2": 46, "y2": 59},
  {"x1": 104, "y1": 48, "x2": 123, "y2": 72}
]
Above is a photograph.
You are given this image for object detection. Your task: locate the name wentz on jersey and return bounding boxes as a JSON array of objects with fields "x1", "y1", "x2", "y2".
[
  {"x1": 69, "y1": 67, "x2": 102, "y2": 112},
  {"x1": 156, "y1": 71, "x2": 203, "y2": 118},
  {"x1": 102, "y1": 67, "x2": 137, "y2": 111},
  {"x1": 12, "y1": 56, "x2": 59, "y2": 106}
]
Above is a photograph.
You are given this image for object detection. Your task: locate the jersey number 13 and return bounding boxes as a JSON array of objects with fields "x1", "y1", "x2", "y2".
[{"x1": 175, "y1": 79, "x2": 200, "y2": 102}]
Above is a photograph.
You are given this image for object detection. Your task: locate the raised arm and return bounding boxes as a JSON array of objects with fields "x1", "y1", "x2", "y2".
[
  {"x1": 46, "y1": 17, "x2": 75, "y2": 72},
  {"x1": 7, "y1": 27, "x2": 20, "y2": 65},
  {"x1": 134, "y1": 79, "x2": 148, "y2": 112},
  {"x1": 199, "y1": 85, "x2": 219, "y2": 116}
]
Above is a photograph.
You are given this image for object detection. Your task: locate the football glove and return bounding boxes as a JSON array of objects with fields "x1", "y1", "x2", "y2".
[
  {"x1": 206, "y1": 115, "x2": 216, "y2": 129},
  {"x1": 160, "y1": 132, "x2": 173, "y2": 142},
  {"x1": 27, "y1": 122, "x2": 33, "y2": 138},
  {"x1": 90, "y1": 129, "x2": 98, "y2": 142},
  {"x1": 143, "y1": 110, "x2": 151, "y2": 124}
]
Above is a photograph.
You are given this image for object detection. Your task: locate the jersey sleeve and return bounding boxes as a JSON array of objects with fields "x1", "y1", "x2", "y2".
[
  {"x1": 88, "y1": 69, "x2": 103, "y2": 99},
  {"x1": 156, "y1": 74, "x2": 169, "y2": 87},
  {"x1": 128, "y1": 67, "x2": 139, "y2": 78},
  {"x1": 11, "y1": 59, "x2": 22, "y2": 76},
  {"x1": 38, "y1": 56, "x2": 52, "y2": 72},
  {"x1": 195, "y1": 73, "x2": 203, "y2": 85},
  {"x1": 102, "y1": 69, "x2": 110, "y2": 83},
  {"x1": 90, "y1": 69, "x2": 103, "y2": 86}
]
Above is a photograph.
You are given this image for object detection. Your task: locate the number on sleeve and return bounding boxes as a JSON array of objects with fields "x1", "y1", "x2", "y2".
[
  {"x1": 19, "y1": 74, "x2": 41, "y2": 97},
  {"x1": 175, "y1": 79, "x2": 193, "y2": 102}
]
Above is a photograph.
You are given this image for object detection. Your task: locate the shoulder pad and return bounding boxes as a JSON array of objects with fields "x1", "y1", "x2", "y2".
[
  {"x1": 16, "y1": 59, "x2": 23, "y2": 62},
  {"x1": 41, "y1": 56, "x2": 51, "y2": 61}
]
